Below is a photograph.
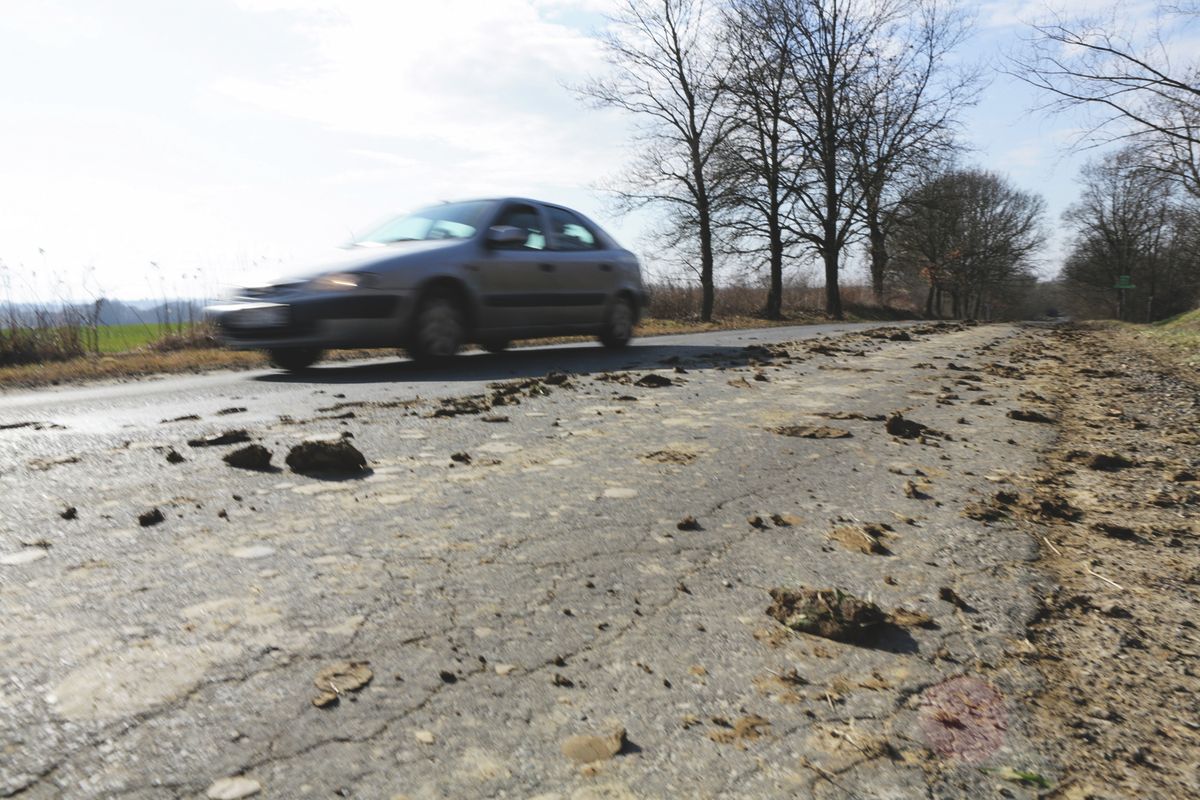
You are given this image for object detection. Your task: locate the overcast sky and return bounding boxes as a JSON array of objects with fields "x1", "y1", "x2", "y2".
[{"x1": 0, "y1": 0, "x2": 1151, "y2": 301}]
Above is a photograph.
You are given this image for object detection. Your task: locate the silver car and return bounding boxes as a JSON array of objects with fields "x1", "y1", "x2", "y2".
[{"x1": 205, "y1": 198, "x2": 646, "y2": 370}]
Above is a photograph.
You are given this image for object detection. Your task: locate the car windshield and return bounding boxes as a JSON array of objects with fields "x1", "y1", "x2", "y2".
[{"x1": 352, "y1": 201, "x2": 490, "y2": 245}]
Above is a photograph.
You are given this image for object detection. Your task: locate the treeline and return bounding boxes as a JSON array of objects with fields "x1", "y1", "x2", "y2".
[
  {"x1": 1017, "y1": 3, "x2": 1200, "y2": 321},
  {"x1": 581, "y1": 0, "x2": 1047, "y2": 320}
]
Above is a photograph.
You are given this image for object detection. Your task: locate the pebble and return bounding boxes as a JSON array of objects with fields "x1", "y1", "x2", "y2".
[
  {"x1": 603, "y1": 487, "x2": 638, "y2": 499},
  {"x1": 414, "y1": 730, "x2": 436, "y2": 744},
  {"x1": 205, "y1": 776, "x2": 262, "y2": 799},
  {"x1": 0, "y1": 549, "x2": 48, "y2": 566},
  {"x1": 229, "y1": 545, "x2": 275, "y2": 560}
]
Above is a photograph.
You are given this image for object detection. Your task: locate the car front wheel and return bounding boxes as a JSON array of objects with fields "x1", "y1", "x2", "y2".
[
  {"x1": 267, "y1": 347, "x2": 323, "y2": 371},
  {"x1": 410, "y1": 292, "x2": 467, "y2": 363},
  {"x1": 599, "y1": 296, "x2": 634, "y2": 348}
]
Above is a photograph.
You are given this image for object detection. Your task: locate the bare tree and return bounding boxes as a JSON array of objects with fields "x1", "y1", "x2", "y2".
[
  {"x1": 777, "y1": 0, "x2": 926, "y2": 319},
  {"x1": 581, "y1": 0, "x2": 735, "y2": 321},
  {"x1": 1015, "y1": 5, "x2": 1200, "y2": 195},
  {"x1": 892, "y1": 169, "x2": 1046, "y2": 318},
  {"x1": 1061, "y1": 147, "x2": 1200, "y2": 319},
  {"x1": 714, "y1": 0, "x2": 808, "y2": 318},
  {"x1": 853, "y1": 0, "x2": 978, "y2": 303}
]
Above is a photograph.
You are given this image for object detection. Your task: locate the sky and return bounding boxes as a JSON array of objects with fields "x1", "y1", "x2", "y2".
[{"x1": 0, "y1": 0, "x2": 1164, "y2": 302}]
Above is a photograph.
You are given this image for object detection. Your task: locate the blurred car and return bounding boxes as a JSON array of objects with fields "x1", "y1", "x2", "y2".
[{"x1": 204, "y1": 198, "x2": 645, "y2": 370}]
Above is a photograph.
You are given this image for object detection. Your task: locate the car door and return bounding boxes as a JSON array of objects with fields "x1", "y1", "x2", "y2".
[
  {"x1": 544, "y1": 205, "x2": 611, "y2": 328},
  {"x1": 471, "y1": 202, "x2": 560, "y2": 334}
]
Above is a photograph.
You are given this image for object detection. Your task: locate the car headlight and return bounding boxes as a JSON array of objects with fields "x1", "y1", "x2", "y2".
[{"x1": 310, "y1": 272, "x2": 374, "y2": 291}]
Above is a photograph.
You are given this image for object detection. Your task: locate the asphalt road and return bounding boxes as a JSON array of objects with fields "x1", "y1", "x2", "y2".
[{"x1": 0, "y1": 322, "x2": 1059, "y2": 799}]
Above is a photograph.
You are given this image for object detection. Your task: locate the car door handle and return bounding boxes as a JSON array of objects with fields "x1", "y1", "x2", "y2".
[
  {"x1": 599, "y1": 263, "x2": 613, "y2": 272},
  {"x1": 538, "y1": 263, "x2": 556, "y2": 272}
]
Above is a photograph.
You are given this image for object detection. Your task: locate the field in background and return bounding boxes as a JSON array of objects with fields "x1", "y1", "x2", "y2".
[{"x1": 1132, "y1": 308, "x2": 1200, "y2": 371}]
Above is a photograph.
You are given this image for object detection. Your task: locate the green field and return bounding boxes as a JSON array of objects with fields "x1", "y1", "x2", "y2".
[{"x1": 94, "y1": 323, "x2": 194, "y2": 354}]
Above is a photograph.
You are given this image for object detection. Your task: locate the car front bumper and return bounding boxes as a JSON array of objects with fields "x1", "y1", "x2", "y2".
[{"x1": 205, "y1": 292, "x2": 413, "y2": 350}]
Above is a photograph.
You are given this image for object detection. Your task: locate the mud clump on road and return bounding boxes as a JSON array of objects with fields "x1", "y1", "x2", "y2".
[
  {"x1": 676, "y1": 515, "x2": 702, "y2": 531},
  {"x1": 286, "y1": 439, "x2": 368, "y2": 477},
  {"x1": 561, "y1": 727, "x2": 628, "y2": 764},
  {"x1": 884, "y1": 413, "x2": 938, "y2": 440},
  {"x1": 1065, "y1": 450, "x2": 1135, "y2": 471},
  {"x1": 708, "y1": 715, "x2": 771, "y2": 745},
  {"x1": 165, "y1": 449, "x2": 185, "y2": 464},
  {"x1": 829, "y1": 523, "x2": 893, "y2": 555},
  {"x1": 634, "y1": 373, "x2": 675, "y2": 388},
  {"x1": 312, "y1": 661, "x2": 373, "y2": 708},
  {"x1": 223, "y1": 445, "x2": 274, "y2": 472},
  {"x1": 138, "y1": 508, "x2": 165, "y2": 527},
  {"x1": 187, "y1": 429, "x2": 252, "y2": 448},
  {"x1": 640, "y1": 449, "x2": 698, "y2": 465},
  {"x1": 766, "y1": 588, "x2": 887, "y2": 644},
  {"x1": 772, "y1": 425, "x2": 852, "y2": 439},
  {"x1": 1007, "y1": 408, "x2": 1057, "y2": 424}
]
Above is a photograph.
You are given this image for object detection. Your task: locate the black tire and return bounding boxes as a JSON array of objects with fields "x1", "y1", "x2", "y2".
[
  {"x1": 409, "y1": 291, "x2": 467, "y2": 363},
  {"x1": 480, "y1": 339, "x2": 509, "y2": 354},
  {"x1": 599, "y1": 295, "x2": 635, "y2": 348},
  {"x1": 267, "y1": 347, "x2": 322, "y2": 371}
]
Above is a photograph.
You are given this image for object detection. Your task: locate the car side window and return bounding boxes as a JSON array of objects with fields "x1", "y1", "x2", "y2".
[
  {"x1": 492, "y1": 204, "x2": 546, "y2": 251},
  {"x1": 548, "y1": 207, "x2": 599, "y2": 251}
]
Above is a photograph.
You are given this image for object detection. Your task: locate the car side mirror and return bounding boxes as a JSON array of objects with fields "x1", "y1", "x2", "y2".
[{"x1": 486, "y1": 225, "x2": 527, "y2": 247}]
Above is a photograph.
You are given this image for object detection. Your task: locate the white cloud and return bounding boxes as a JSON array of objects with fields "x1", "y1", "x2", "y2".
[{"x1": 219, "y1": 0, "x2": 630, "y2": 189}]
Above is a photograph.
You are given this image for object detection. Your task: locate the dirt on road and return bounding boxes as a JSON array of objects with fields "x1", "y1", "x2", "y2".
[{"x1": 0, "y1": 321, "x2": 1196, "y2": 799}]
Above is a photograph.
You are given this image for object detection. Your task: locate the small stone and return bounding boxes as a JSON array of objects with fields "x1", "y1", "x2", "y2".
[
  {"x1": 494, "y1": 664, "x2": 517, "y2": 676},
  {"x1": 0, "y1": 549, "x2": 48, "y2": 566},
  {"x1": 603, "y1": 487, "x2": 638, "y2": 499},
  {"x1": 414, "y1": 730, "x2": 436, "y2": 745},
  {"x1": 205, "y1": 776, "x2": 262, "y2": 799},
  {"x1": 230, "y1": 545, "x2": 275, "y2": 559}
]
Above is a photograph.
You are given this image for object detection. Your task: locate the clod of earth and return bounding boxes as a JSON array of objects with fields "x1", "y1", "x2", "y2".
[
  {"x1": 60, "y1": 506, "x2": 77, "y2": 520},
  {"x1": 677, "y1": 515, "x2": 702, "y2": 531},
  {"x1": 561, "y1": 727, "x2": 628, "y2": 764},
  {"x1": 285, "y1": 439, "x2": 368, "y2": 476},
  {"x1": 708, "y1": 715, "x2": 771, "y2": 745},
  {"x1": 312, "y1": 661, "x2": 373, "y2": 708},
  {"x1": 223, "y1": 445, "x2": 273, "y2": 471},
  {"x1": 904, "y1": 480, "x2": 933, "y2": 500},
  {"x1": 918, "y1": 676, "x2": 1007, "y2": 763},
  {"x1": 889, "y1": 608, "x2": 938, "y2": 629},
  {"x1": 885, "y1": 413, "x2": 934, "y2": 439},
  {"x1": 450, "y1": 452, "x2": 472, "y2": 465},
  {"x1": 216, "y1": 406, "x2": 247, "y2": 416},
  {"x1": 814, "y1": 411, "x2": 886, "y2": 421},
  {"x1": 772, "y1": 425, "x2": 852, "y2": 439},
  {"x1": 641, "y1": 449, "x2": 697, "y2": 464},
  {"x1": 187, "y1": 430, "x2": 252, "y2": 448},
  {"x1": 1168, "y1": 468, "x2": 1197, "y2": 482},
  {"x1": 161, "y1": 414, "x2": 201, "y2": 423},
  {"x1": 138, "y1": 508, "x2": 165, "y2": 527},
  {"x1": 481, "y1": 414, "x2": 509, "y2": 423},
  {"x1": 1065, "y1": 450, "x2": 1135, "y2": 471},
  {"x1": 766, "y1": 588, "x2": 887, "y2": 644},
  {"x1": 1092, "y1": 522, "x2": 1142, "y2": 542},
  {"x1": 770, "y1": 513, "x2": 802, "y2": 527},
  {"x1": 938, "y1": 586, "x2": 976, "y2": 612},
  {"x1": 829, "y1": 523, "x2": 893, "y2": 555},
  {"x1": 634, "y1": 373, "x2": 674, "y2": 388},
  {"x1": 1007, "y1": 408, "x2": 1057, "y2": 424},
  {"x1": 166, "y1": 449, "x2": 185, "y2": 464}
]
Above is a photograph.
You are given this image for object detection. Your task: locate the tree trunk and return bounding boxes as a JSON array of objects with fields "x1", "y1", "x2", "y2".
[
  {"x1": 823, "y1": 244, "x2": 843, "y2": 320},
  {"x1": 925, "y1": 284, "x2": 936, "y2": 318},
  {"x1": 766, "y1": 218, "x2": 784, "y2": 319},
  {"x1": 865, "y1": 201, "x2": 888, "y2": 303}
]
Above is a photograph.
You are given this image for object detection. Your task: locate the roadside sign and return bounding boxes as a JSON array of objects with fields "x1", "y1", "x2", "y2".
[{"x1": 1115, "y1": 275, "x2": 1135, "y2": 289}]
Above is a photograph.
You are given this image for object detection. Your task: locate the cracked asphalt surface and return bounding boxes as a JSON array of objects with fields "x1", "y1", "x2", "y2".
[{"x1": 1, "y1": 323, "x2": 1063, "y2": 799}]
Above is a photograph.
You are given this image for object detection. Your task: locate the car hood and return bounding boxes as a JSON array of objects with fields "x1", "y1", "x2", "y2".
[{"x1": 258, "y1": 239, "x2": 465, "y2": 287}]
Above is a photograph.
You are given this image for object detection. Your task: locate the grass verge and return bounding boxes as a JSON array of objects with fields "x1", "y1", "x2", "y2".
[{"x1": 0, "y1": 309, "x2": 915, "y2": 391}]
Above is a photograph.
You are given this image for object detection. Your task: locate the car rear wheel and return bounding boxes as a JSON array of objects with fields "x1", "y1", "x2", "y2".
[
  {"x1": 410, "y1": 292, "x2": 466, "y2": 363},
  {"x1": 267, "y1": 347, "x2": 323, "y2": 371},
  {"x1": 599, "y1": 296, "x2": 634, "y2": 348}
]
